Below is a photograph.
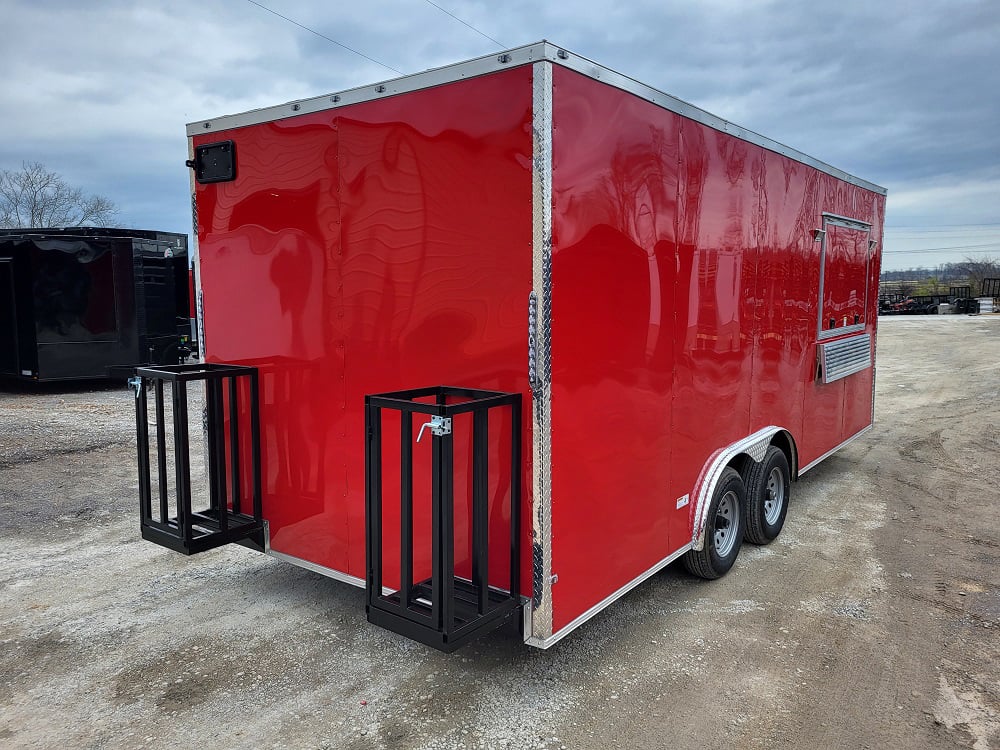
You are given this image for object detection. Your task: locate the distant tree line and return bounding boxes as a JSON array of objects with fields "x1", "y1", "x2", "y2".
[
  {"x1": 881, "y1": 257, "x2": 1000, "y2": 298},
  {"x1": 0, "y1": 162, "x2": 118, "y2": 229}
]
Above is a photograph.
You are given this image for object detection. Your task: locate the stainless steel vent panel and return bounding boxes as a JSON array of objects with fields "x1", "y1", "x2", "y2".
[{"x1": 819, "y1": 333, "x2": 872, "y2": 384}]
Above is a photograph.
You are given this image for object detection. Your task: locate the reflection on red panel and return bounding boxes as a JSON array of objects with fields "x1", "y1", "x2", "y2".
[
  {"x1": 844, "y1": 364, "x2": 875, "y2": 438},
  {"x1": 32, "y1": 244, "x2": 118, "y2": 343},
  {"x1": 550, "y1": 67, "x2": 678, "y2": 633},
  {"x1": 194, "y1": 67, "x2": 534, "y2": 591},
  {"x1": 746, "y1": 151, "x2": 818, "y2": 449},
  {"x1": 822, "y1": 224, "x2": 870, "y2": 331},
  {"x1": 550, "y1": 66, "x2": 885, "y2": 631},
  {"x1": 671, "y1": 117, "x2": 762, "y2": 544}
]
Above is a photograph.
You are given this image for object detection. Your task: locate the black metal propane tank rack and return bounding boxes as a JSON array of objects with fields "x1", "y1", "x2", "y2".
[
  {"x1": 131, "y1": 363, "x2": 264, "y2": 554},
  {"x1": 130, "y1": 369, "x2": 523, "y2": 652},
  {"x1": 365, "y1": 386, "x2": 523, "y2": 652}
]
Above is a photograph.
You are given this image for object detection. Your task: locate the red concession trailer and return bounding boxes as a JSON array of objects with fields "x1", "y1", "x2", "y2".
[{"x1": 132, "y1": 42, "x2": 886, "y2": 651}]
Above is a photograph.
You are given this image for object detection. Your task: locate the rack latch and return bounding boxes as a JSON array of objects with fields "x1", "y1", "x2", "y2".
[
  {"x1": 127, "y1": 375, "x2": 143, "y2": 399},
  {"x1": 416, "y1": 415, "x2": 452, "y2": 442}
]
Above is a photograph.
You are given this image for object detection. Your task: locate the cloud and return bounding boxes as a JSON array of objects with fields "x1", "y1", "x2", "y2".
[
  {"x1": 888, "y1": 172, "x2": 1000, "y2": 224},
  {"x1": 0, "y1": 0, "x2": 996, "y2": 247}
]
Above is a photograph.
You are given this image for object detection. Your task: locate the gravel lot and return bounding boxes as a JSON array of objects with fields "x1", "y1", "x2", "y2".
[{"x1": 2, "y1": 315, "x2": 998, "y2": 750}]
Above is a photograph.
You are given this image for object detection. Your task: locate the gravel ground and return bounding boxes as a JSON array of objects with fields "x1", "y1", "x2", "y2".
[{"x1": 1, "y1": 315, "x2": 998, "y2": 750}]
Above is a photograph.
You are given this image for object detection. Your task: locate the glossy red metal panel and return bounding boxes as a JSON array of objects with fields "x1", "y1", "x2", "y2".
[
  {"x1": 841, "y1": 207, "x2": 884, "y2": 441},
  {"x1": 548, "y1": 67, "x2": 886, "y2": 632},
  {"x1": 746, "y1": 152, "x2": 821, "y2": 445},
  {"x1": 670, "y1": 118, "x2": 765, "y2": 548},
  {"x1": 193, "y1": 67, "x2": 534, "y2": 591},
  {"x1": 549, "y1": 67, "x2": 679, "y2": 633},
  {"x1": 195, "y1": 122, "x2": 349, "y2": 570},
  {"x1": 843, "y1": 364, "x2": 876, "y2": 438}
]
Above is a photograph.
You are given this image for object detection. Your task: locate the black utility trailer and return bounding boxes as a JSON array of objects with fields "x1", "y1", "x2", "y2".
[
  {"x1": 0, "y1": 227, "x2": 192, "y2": 382},
  {"x1": 879, "y1": 287, "x2": 975, "y2": 315}
]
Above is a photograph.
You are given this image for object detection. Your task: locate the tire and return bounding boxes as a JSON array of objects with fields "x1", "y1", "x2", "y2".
[
  {"x1": 683, "y1": 467, "x2": 745, "y2": 579},
  {"x1": 743, "y1": 446, "x2": 790, "y2": 545}
]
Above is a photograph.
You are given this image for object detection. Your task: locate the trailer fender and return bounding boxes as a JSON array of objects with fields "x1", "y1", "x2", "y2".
[{"x1": 691, "y1": 426, "x2": 797, "y2": 551}]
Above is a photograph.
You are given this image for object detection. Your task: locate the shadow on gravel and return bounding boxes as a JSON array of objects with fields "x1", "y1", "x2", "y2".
[{"x1": 0, "y1": 377, "x2": 126, "y2": 395}]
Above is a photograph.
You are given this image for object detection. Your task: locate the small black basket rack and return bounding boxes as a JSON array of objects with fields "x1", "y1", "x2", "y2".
[
  {"x1": 132, "y1": 363, "x2": 263, "y2": 555},
  {"x1": 365, "y1": 386, "x2": 523, "y2": 652}
]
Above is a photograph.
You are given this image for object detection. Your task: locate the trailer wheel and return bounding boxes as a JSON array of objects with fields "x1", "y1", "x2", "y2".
[
  {"x1": 683, "y1": 468, "x2": 745, "y2": 579},
  {"x1": 743, "y1": 446, "x2": 790, "y2": 545}
]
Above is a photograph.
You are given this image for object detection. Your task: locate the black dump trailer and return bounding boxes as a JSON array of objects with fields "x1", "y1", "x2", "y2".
[{"x1": 0, "y1": 227, "x2": 192, "y2": 382}]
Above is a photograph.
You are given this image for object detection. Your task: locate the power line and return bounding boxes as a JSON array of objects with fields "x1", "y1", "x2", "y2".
[
  {"x1": 245, "y1": 0, "x2": 403, "y2": 75},
  {"x1": 888, "y1": 226, "x2": 1000, "y2": 234},
  {"x1": 884, "y1": 243, "x2": 1000, "y2": 255},
  {"x1": 892, "y1": 242, "x2": 1000, "y2": 253},
  {"x1": 890, "y1": 234, "x2": 998, "y2": 240},
  {"x1": 885, "y1": 222, "x2": 1000, "y2": 231},
  {"x1": 421, "y1": 0, "x2": 505, "y2": 48},
  {"x1": 887, "y1": 231, "x2": 1000, "y2": 240}
]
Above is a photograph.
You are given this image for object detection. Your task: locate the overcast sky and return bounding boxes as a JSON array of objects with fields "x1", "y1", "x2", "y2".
[{"x1": 2, "y1": 0, "x2": 997, "y2": 271}]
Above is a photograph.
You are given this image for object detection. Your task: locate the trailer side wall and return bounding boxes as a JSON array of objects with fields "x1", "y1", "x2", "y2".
[{"x1": 548, "y1": 67, "x2": 884, "y2": 633}]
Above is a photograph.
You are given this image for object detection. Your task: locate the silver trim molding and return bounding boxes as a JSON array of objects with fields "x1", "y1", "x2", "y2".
[
  {"x1": 818, "y1": 322, "x2": 866, "y2": 341},
  {"x1": 186, "y1": 41, "x2": 886, "y2": 196},
  {"x1": 822, "y1": 212, "x2": 873, "y2": 230},
  {"x1": 528, "y1": 60, "x2": 555, "y2": 643},
  {"x1": 691, "y1": 426, "x2": 787, "y2": 551},
  {"x1": 267, "y1": 549, "x2": 367, "y2": 589},
  {"x1": 816, "y1": 213, "x2": 874, "y2": 341},
  {"x1": 799, "y1": 425, "x2": 873, "y2": 475},
  {"x1": 186, "y1": 43, "x2": 546, "y2": 136},
  {"x1": 187, "y1": 139, "x2": 206, "y2": 361},
  {"x1": 525, "y1": 543, "x2": 692, "y2": 649}
]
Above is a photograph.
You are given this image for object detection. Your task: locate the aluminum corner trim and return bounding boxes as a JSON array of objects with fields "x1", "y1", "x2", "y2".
[
  {"x1": 187, "y1": 42, "x2": 552, "y2": 136},
  {"x1": 524, "y1": 544, "x2": 691, "y2": 649},
  {"x1": 527, "y1": 59, "x2": 554, "y2": 643},
  {"x1": 184, "y1": 41, "x2": 884, "y2": 196},
  {"x1": 543, "y1": 48, "x2": 885, "y2": 196},
  {"x1": 188, "y1": 138, "x2": 206, "y2": 361}
]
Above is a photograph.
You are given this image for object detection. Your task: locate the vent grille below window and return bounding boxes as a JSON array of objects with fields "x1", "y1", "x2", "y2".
[{"x1": 818, "y1": 333, "x2": 872, "y2": 383}]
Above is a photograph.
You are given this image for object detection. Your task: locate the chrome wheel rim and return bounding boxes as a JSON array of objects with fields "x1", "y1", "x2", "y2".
[
  {"x1": 713, "y1": 490, "x2": 739, "y2": 557},
  {"x1": 763, "y1": 467, "x2": 785, "y2": 525}
]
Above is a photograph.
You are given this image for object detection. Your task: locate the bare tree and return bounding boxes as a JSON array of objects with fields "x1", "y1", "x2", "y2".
[
  {"x1": 0, "y1": 162, "x2": 118, "y2": 228},
  {"x1": 955, "y1": 256, "x2": 1000, "y2": 296}
]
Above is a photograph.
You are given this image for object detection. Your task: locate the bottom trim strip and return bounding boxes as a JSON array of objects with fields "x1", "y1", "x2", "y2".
[
  {"x1": 524, "y1": 544, "x2": 692, "y2": 649},
  {"x1": 267, "y1": 549, "x2": 367, "y2": 589},
  {"x1": 798, "y1": 424, "x2": 873, "y2": 475}
]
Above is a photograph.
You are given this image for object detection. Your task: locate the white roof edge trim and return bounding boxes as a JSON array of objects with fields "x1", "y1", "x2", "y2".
[{"x1": 187, "y1": 40, "x2": 887, "y2": 196}]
